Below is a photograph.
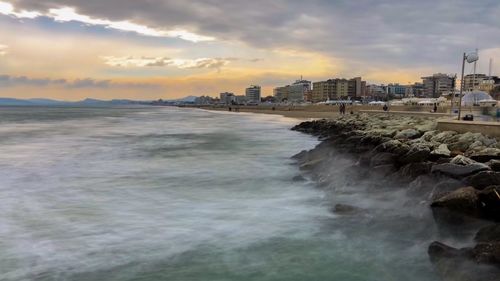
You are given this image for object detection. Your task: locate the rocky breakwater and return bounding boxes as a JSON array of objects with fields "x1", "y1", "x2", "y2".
[{"x1": 291, "y1": 113, "x2": 500, "y2": 281}]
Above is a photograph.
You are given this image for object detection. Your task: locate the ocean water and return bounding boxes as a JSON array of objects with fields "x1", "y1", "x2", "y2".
[{"x1": 0, "y1": 106, "x2": 445, "y2": 281}]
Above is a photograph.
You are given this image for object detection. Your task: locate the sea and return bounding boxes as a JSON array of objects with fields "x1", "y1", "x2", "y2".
[{"x1": 0, "y1": 106, "x2": 448, "y2": 281}]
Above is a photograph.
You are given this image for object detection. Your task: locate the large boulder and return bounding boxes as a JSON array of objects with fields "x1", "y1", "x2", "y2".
[
  {"x1": 398, "y1": 162, "x2": 433, "y2": 179},
  {"x1": 370, "y1": 152, "x2": 397, "y2": 167},
  {"x1": 394, "y1": 128, "x2": 421, "y2": 140},
  {"x1": 428, "y1": 241, "x2": 500, "y2": 281},
  {"x1": 431, "y1": 186, "x2": 500, "y2": 222},
  {"x1": 486, "y1": 160, "x2": 500, "y2": 172},
  {"x1": 465, "y1": 171, "x2": 500, "y2": 190},
  {"x1": 431, "y1": 144, "x2": 451, "y2": 158},
  {"x1": 475, "y1": 224, "x2": 500, "y2": 243},
  {"x1": 399, "y1": 143, "x2": 431, "y2": 164},
  {"x1": 374, "y1": 139, "x2": 410, "y2": 156},
  {"x1": 431, "y1": 186, "x2": 480, "y2": 214},
  {"x1": 421, "y1": 130, "x2": 438, "y2": 142},
  {"x1": 431, "y1": 163, "x2": 491, "y2": 178},
  {"x1": 468, "y1": 148, "x2": 500, "y2": 163},
  {"x1": 431, "y1": 131, "x2": 458, "y2": 143},
  {"x1": 450, "y1": 155, "x2": 477, "y2": 166}
]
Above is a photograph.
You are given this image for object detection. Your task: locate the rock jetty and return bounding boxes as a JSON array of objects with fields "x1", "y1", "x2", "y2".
[{"x1": 291, "y1": 113, "x2": 500, "y2": 281}]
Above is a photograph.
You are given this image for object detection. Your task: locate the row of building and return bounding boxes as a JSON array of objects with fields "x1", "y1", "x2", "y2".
[
  {"x1": 211, "y1": 73, "x2": 500, "y2": 105},
  {"x1": 219, "y1": 85, "x2": 262, "y2": 105}
]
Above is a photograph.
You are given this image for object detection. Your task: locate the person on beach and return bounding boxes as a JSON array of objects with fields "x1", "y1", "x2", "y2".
[
  {"x1": 433, "y1": 103, "x2": 437, "y2": 113},
  {"x1": 383, "y1": 104, "x2": 388, "y2": 112}
]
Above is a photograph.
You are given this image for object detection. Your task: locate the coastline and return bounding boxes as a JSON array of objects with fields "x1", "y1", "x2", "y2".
[
  {"x1": 290, "y1": 114, "x2": 500, "y2": 281},
  {"x1": 192, "y1": 105, "x2": 341, "y2": 119}
]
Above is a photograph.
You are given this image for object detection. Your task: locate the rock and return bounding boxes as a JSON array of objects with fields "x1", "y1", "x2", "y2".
[
  {"x1": 448, "y1": 132, "x2": 485, "y2": 152},
  {"x1": 332, "y1": 204, "x2": 364, "y2": 215},
  {"x1": 486, "y1": 160, "x2": 500, "y2": 172},
  {"x1": 470, "y1": 243, "x2": 500, "y2": 266},
  {"x1": 450, "y1": 155, "x2": 477, "y2": 165},
  {"x1": 431, "y1": 131, "x2": 458, "y2": 143},
  {"x1": 431, "y1": 163, "x2": 490, "y2": 178},
  {"x1": 374, "y1": 139, "x2": 410, "y2": 156},
  {"x1": 291, "y1": 150, "x2": 308, "y2": 161},
  {"x1": 365, "y1": 128, "x2": 397, "y2": 138},
  {"x1": 398, "y1": 162, "x2": 433, "y2": 179},
  {"x1": 431, "y1": 186, "x2": 500, "y2": 222},
  {"x1": 475, "y1": 224, "x2": 500, "y2": 243},
  {"x1": 468, "y1": 141, "x2": 485, "y2": 152},
  {"x1": 399, "y1": 144, "x2": 431, "y2": 164},
  {"x1": 431, "y1": 144, "x2": 451, "y2": 157},
  {"x1": 394, "y1": 129, "x2": 421, "y2": 140},
  {"x1": 477, "y1": 186, "x2": 500, "y2": 221},
  {"x1": 431, "y1": 178, "x2": 464, "y2": 201},
  {"x1": 431, "y1": 186, "x2": 480, "y2": 214},
  {"x1": 421, "y1": 130, "x2": 438, "y2": 142},
  {"x1": 370, "y1": 152, "x2": 397, "y2": 167},
  {"x1": 468, "y1": 148, "x2": 500, "y2": 163},
  {"x1": 465, "y1": 171, "x2": 500, "y2": 190},
  {"x1": 428, "y1": 241, "x2": 500, "y2": 281},
  {"x1": 292, "y1": 175, "x2": 306, "y2": 182}
]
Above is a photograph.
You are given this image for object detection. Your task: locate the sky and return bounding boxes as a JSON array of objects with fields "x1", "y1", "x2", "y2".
[{"x1": 0, "y1": 0, "x2": 499, "y2": 101}]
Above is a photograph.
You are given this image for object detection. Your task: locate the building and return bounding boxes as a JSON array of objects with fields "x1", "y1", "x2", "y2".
[
  {"x1": 304, "y1": 89, "x2": 313, "y2": 102},
  {"x1": 421, "y1": 73, "x2": 456, "y2": 98},
  {"x1": 274, "y1": 79, "x2": 311, "y2": 102},
  {"x1": 405, "y1": 83, "x2": 424, "y2": 97},
  {"x1": 273, "y1": 86, "x2": 289, "y2": 102},
  {"x1": 245, "y1": 85, "x2": 261, "y2": 103},
  {"x1": 479, "y1": 76, "x2": 500, "y2": 93},
  {"x1": 219, "y1": 92, "x2": 235, "y2": 105},
  {"x1": 194, "y1": 95, "x2": 216, "y2": 105},
  {"x1": 387, "y1": 83, "x2": 407, "y2": 98},
  {"x1": 311, "y1": 77, "x2": 366, "y2": 103},
  {"x1": 463, "y1": 74, "x2": 488, "y2": 91},
  {"x1": 235, "y1": 95, "x2": 248, "y2": 105},
  {"x1": 366, "y1": 84, "x2": 387, "y2": 100},
  {"x1": 288, "y1": 79, "x2": 311, "y2": 101},
  {"x1": 312, "y1": 80, "x2": 336, "y2": 102}
]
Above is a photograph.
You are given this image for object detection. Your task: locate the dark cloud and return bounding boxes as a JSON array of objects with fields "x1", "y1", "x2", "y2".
[
  {"x1": 7, "y1": 0, "x2": 500, "y2": 73},
  {"x1": 0, "y1": 74, "x2": 160, "y2": 89}
]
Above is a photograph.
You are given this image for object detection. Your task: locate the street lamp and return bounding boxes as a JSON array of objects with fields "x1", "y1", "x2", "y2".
[{"x1": 458, "y1": 51, "x2": 479, "y2": 120}]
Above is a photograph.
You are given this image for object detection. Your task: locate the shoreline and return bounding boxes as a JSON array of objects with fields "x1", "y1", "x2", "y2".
[
  {"x1": 290, "y1": 114, "x2": 500, "y2": 281},
  {"x1": 193, "y1": 105, "x2": 341, "y2": 120}
]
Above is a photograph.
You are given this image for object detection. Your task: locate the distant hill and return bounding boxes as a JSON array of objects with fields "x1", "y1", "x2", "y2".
[
  {"x1": 0, "y1": 97, "x2": 145, "y2": 106},
  {"x1": 0, "y1": 96, "x2": 201, "y2": 106}
]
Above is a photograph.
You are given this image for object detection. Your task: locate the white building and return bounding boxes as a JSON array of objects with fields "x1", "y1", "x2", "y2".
[
  {"x1": 245, "y1": 85, "x2": 261, "y2": 103},
  {"x1": 288, "y1": 79, "x2": 312, "y2": 102}
]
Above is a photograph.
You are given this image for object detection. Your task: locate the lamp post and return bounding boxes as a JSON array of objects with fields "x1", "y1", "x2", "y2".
[{"x1": 458, "y1": 51, "x2": 479, "y2": 120}]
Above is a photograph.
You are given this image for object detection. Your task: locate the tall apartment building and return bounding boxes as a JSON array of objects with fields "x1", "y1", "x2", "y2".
[
  {"x1": 273, "y1": 86, "x2": 289, "y2": 102},
  {"x1": 245, "y1": 85, "x2": 261, "y2": 103},
  {"x1": 463, "y1": 74, "x2": 488, "y2": 91},
  {"x1": 312, "y1": 80, "x2": 336, "y2": 102},
  {"x1": 273, "y1": 79, "x2": 311, "y2": 102},
  {"x1": 421, "y1": 73, "x2": 456, "y2": 98},
  {"x1": 311, "y1": 77, "x2": 366, "y2": 103}
]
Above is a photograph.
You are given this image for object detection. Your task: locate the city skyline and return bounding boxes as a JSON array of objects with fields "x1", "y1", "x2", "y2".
[{"x1": 1, "y1": 0, "x2": 500, "y2": 100}]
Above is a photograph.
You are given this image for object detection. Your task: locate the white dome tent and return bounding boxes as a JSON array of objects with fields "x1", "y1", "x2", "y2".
[{"x1": 461, "y1": 91, "x2": 495, "y2": 106}]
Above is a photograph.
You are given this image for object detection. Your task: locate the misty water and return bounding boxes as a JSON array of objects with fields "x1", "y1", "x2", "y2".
[{"x1": 0, "y1": 106, "x2": 460, "y2": 280}]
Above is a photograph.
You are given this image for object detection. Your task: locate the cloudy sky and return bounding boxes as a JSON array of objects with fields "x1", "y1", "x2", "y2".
[{"x1": 0, "y1": 0, "x2": 499, "y2": 100}]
